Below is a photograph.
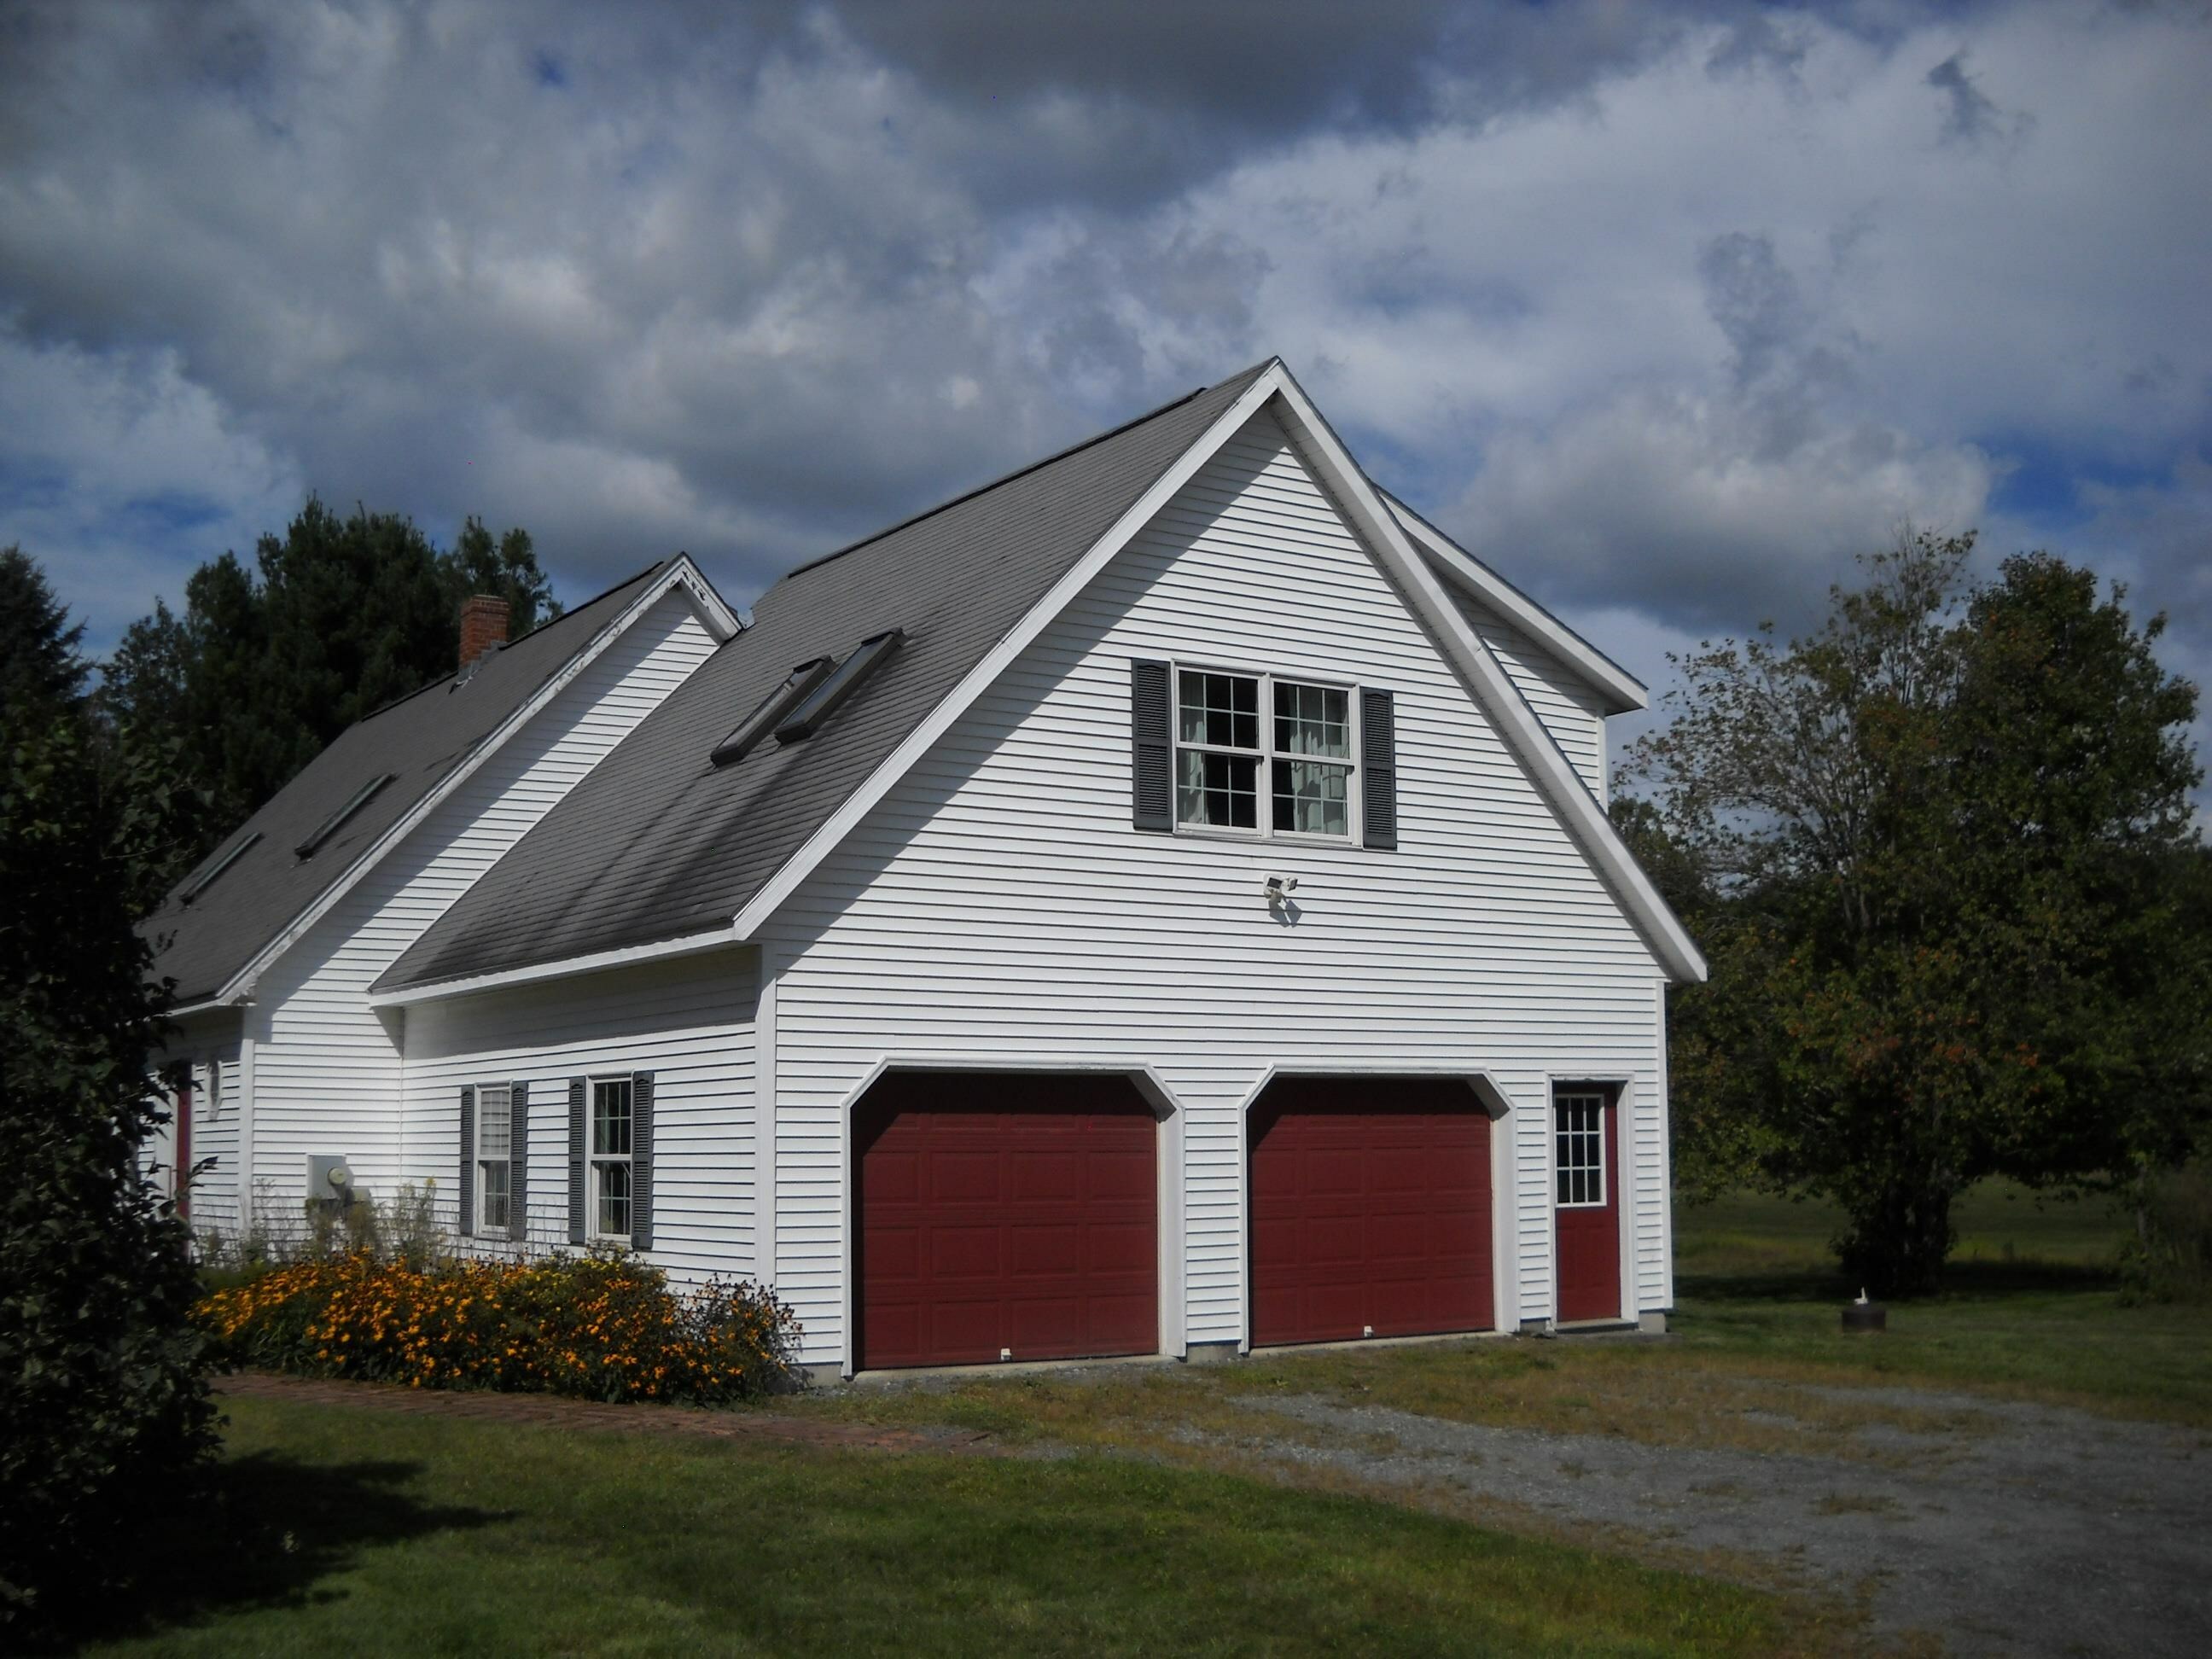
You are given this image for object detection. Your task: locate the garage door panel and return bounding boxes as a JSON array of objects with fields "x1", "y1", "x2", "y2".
[
  {"x1": 867, "y1": 1225, "x2": 922, "y2": 1279},
  {"x1": 1007, "y1": 1224, "x2": 1081, "y2": 1277},
  {"x1": 928, "y1": 1225, "x2": 1004, "y2": 1279},
  {"x1": 928, "y1": 1301, "x2": 1000, "y2": 1355},
  {"x1": 1306, "y1": 1215, "x2": 1365, "y2": 1265},
  {"x1": 856, "y1": 1073, "x2": 1160, "y2": 1371},
  {"x1": 1083, "y1": 1222, "x2": 1155, "y2": 1274},
  {"x1": 1007, "y1": 1151, "x2": 1081, "y2": 1202},
  {"x1": 928, "y1": 1152, "x2": 1004, "y2": 1203},
  {"x1": 866, "y1": 1150, "x2": 922, "y2": 1202},
  {"x1": 1250, "y1": 1080, "x2": 1494, "y2": 1348},
  {"x1": 1085, "y1": 1150, "x2": 1155, "y2": 1202}
]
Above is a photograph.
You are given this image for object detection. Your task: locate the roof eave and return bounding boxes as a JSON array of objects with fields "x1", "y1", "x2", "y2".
[
  {"x1": 369, "y1": 927, "x2": 748, "y2": 1007},
  {"x1": 1382, "y1": 492, "x2": 1648, "y2": 716}
]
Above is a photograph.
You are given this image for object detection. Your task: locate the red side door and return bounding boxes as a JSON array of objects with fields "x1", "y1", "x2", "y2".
[
  {"x1": 854, "y1": 1072, "x2": 1158, "y2": 1371},
  {"x1": 1249, "y1": 1076, "x2": 1493, "y2": 1348},
  {"x1": 1553, "y1": 1089, "x2": 1620, "y2": 1322}
]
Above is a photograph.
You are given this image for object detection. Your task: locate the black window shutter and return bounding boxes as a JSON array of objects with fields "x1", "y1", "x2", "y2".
[
  {"x1": 1361, "y1": 688, "x2": 1398, "y2": 851},
  {"x1": 1131, "y1": 659, "x2": 1173, "y2": 830},
  {"x1": 457, "y1": 1086, "x2": 475, "y2": 1237},
  {"x1": 510, "y1": 1080, "x2": 530, "y2": 1244},
  {"x1": 631, "y1": 1071, "x2": 655, "y2": 1250},
  {"x1": 568, "y1": 1077, "x2": 586, "y2": 1245}
]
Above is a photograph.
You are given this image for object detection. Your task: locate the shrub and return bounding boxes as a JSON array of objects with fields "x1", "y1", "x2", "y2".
[
  {"x1": 2128, "y1": 1160, "x2": 2212, "y2": 1303},
  {"x1": 3, "y1": 550, "x2": 216, "y2": 1628},
  {"x1": 196, "y1": 1249, "x2": 800, "y2": 1404}
]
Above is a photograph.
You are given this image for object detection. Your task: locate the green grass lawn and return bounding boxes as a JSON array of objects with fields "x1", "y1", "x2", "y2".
[
  {"x1": 92, "y1": 1178, "x2": 2205, "y2": 1656},
  {"x1": 82, "y1": 1394, "x2": 1806, "y2": 1658},
  {"x1": 1668, "y1": 1179, "x2": 2212, "y2": 1426}
]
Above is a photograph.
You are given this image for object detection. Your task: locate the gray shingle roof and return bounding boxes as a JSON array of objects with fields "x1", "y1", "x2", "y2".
[
  {"x1": 144, "y1": 565, "x2": 667, "y2": 1004},
  {"x1": 376, "y1": 362, "x2": 1276, "y2": 992}
]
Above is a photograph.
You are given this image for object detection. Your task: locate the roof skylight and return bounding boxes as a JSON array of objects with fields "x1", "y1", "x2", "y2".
[
  {"x1": 178, "y1": 830, "x2": 263, "y2": 906},
  {"x1": 295, "y1": 772, "x2": 397, "y2": 859},
  {"x1": 775, "y1": 629, "x2": 904, "y2": 744},
  {"x1": 711, "y1": 657, "x2": 835, "y2": 768}
]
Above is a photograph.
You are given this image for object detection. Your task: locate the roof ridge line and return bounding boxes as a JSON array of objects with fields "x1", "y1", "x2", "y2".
[{"x1": 779, "y1": 363, "x2": 1276, "y2": 582}]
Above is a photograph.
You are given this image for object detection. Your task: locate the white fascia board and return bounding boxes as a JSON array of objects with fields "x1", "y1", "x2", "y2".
[
  {"x1": 667, "y1": 554, "x2": 748, "y2": 643},
  {"x1": 218, "y1": 558, "x2": 736, "y2": 1006},
  {"x1": 368, "y1": 928, "x2": 746, "y2": 1008},
  {"x1": 726, "y1": 363, "x2": 1287, "y2": 941},
  {"x1": 1382, "y1": 492, "x2": 1646, "y2": 715},
  {"x1": 1264, "y1": 370, "x2": 1706, "y2": 984}
]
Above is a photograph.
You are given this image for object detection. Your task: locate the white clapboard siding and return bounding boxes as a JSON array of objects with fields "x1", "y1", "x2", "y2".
[
  {"x1": 149, "y1": 1011, "x2": 245, "y2": 1242},
  {"x1": 400, "y1": 951, "x2": 760, "y2": 1278},
  {"x1": 765, "y1": 409, "x2": 1671, "y2": 1366},
  {"x1": 245, "y1": 591, "x2": 719, "y2": 1210},
  {"x1": 1447, "y1": 588, "x2": 1610, "y2": 803},
  {"x1": 187, "y1": 1042, "x2": 246, "y2": 1240}
]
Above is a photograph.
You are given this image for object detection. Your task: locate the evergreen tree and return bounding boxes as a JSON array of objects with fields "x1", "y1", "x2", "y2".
[
  {"x1": 0, "y1": 551, "x2": 214, "y2": 1626},
  {"x1": 100, "y1": 500, "x2": 559, "y2": 861}
]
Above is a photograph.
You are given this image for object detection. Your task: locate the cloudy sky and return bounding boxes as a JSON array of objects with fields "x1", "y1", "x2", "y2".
[{"x1": 3, "y1": 0, "x2": 2208, "y2": 782}]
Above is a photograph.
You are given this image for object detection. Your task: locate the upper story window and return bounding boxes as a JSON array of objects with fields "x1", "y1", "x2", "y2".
[{"x1": 1175, "y1": 668, "x2": 1353, "y2": 840}]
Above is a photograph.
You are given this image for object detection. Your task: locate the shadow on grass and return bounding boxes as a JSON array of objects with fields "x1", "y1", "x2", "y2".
[
  {"x1": 39, "y1": 1452, "x2": 509, "y2": 1650},
  {"x1": 1679, "y1": 1256, "x2": 2121, "y2": 1307}
]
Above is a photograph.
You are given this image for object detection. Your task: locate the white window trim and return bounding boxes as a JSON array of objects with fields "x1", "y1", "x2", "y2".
[
  {"x1": 474, "y1": 1081, "x2": 515, "y2": 1239},
  {"x1": 587, "y1": 1074, "x2": 634, "y2": 1246},
  {"x1": 1169, "y1": 659, "x2": 1361, "y2": 846},
  {"x1": 1554, "y1": 1090, "x2": 1610, "y2": 1210}
]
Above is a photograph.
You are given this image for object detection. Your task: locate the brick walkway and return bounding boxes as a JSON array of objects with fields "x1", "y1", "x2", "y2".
[{"x1": 217, "y1": 1370, "x2": 995, "y2": 1455}]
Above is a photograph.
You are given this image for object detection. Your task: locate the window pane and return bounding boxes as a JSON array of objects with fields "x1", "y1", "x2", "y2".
[
  {"x1": 1271, "y1": 759, "x2": 1349, "y2": 835},
  {"x1": 593, "y1": 1080, "x2": 632, "y2": 1155},
  {"x1": 1179, "y1": 671, "x2": 1260, "y2": 750},
  {"x1": 481, "y1": 1161, "x2": 509, "y2": 1231},
  {"x1": 477, "y1": 1085, "x2": 511, "y2": 1160},
  {"x1": 1178, "y1": 748, "x2": 1257, "y2": 829},
  {"x1": 1273, "y1": 682, "x2": 1349, "y2": 758},
  {"x1": 1556, "y1": 1097, "x2": 1604, "y2": 1205},
  {"x1": 597, "y1": 1160, "x2": 631, "y2": 1238}
]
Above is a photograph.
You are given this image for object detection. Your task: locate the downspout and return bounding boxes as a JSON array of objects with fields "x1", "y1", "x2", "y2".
[
  {"x1": 176, "y1": 1066, "x2": 193, "y2": 1223},
  {"x1": 237, "y1": 1019, "x2": 257, "y2": 1240}
]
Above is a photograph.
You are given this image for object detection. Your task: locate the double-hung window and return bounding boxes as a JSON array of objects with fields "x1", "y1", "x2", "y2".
[
  {"x1": 591, "y1": 1077, "x2": 633, "y2": 1242},
  {"x1": 1175, "y1": 668, "x2": 1353, "y2": 839},
  {"x1": 475, "y1": 1084, "x2": 513, "y2": 1235},
  {"x1": 1555, "y1": 1092, "x2": 1607, "y2": 1208}
]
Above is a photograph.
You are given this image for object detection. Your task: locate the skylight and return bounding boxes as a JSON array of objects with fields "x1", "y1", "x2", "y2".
[
  {"x1": 775, "y1": 629, "x2": 904, "y2": 744},
  {"x1": 711, "y1": 657, "x2": 835, "y2": 768},
  {"x1": 178, "y1": 831, "x2": 263, "y2": 906},
  {"x1": 295, "y1": 772, "x2": 397, "y2": 859}
]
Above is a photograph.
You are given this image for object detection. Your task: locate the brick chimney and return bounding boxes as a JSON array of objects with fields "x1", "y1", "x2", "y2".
[{"x1": 458, "y1": 595, "x2": 510, "y2": 671}]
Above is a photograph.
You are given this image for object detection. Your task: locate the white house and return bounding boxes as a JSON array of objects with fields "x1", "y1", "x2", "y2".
[{"x1": 143, "y1": 358, "x2": 1704, "y2": 1377}]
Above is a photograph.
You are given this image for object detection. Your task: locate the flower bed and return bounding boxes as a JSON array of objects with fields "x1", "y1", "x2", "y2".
[{"x1": 196, "y1": 1250, "x2": 800, "y2": 1404}]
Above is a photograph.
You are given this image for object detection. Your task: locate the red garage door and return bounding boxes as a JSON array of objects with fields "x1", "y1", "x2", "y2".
[
  {"x1": 854, "y1": 1072, "x2": 1158, "y2": 1371},
  {"x1": 1250, "y1": 1076, "x2": 1493, "y2": 1348}
]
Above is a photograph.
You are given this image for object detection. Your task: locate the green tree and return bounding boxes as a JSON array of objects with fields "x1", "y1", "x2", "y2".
[
  {"x1": 100, "y1": 500, "x2": 558, "y2": 859},
  {"x1": 1627, "y1": 532, "x2": 2205, "y2": 1294},
  {"x1": 1, "y1": 550, "x2": 215, "y2": 1626}
]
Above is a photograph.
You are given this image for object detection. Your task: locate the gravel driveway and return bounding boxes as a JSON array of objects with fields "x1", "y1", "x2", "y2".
[{"x1": 1183, "y1": 1381, "x2": 2209, "y2": 1657}]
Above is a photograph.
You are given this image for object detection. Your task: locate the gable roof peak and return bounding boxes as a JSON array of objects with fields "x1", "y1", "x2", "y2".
[{"x1": 781, "y1": 359, "x2": 1284, "y2": 584}]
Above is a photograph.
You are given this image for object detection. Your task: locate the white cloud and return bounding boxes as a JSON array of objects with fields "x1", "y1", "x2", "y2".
[
  {"x1": 0, "y1": 331, "x2": 302, "y2": 649},
  {"x1": 0, "y1": 0, "x2": 2204, "y2": 810}
]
